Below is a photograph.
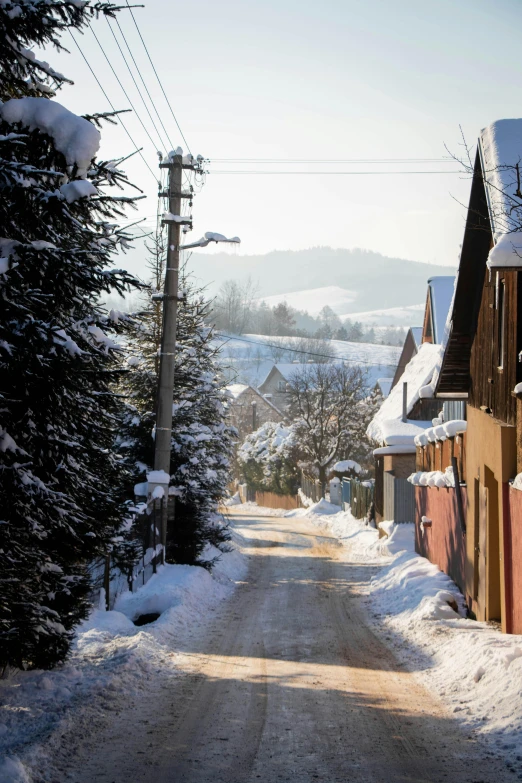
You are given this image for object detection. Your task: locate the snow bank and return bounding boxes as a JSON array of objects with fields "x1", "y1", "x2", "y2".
[
  {"x1": 0, "y1": 98, "x2": 100, "y2": 177},
  {"x1": 296, "y1": 501, "x2": 522, "y2": 765},
  {"x1": 227, "y1": 501, "x2": 287, "y2": 516},
  {"x1": 286, "y1": 501, "x2": 390, "y2": 561},
  {"x1": 0, "y1": 534, "x2": 247, "y2": 780}
]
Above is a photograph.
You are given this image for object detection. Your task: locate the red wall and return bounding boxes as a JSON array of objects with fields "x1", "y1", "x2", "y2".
[
  {"x1": 415, "y1": 486, "x2": 467, "y2": 595},
  {"x1": 504, "y1": 486, "x2": 522, "y2": 634}
]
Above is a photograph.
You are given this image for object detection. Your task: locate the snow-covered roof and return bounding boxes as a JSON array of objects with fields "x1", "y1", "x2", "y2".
[
  {"x1": 226, "y1": 382, "x2": 284, "y2": 416},
  {"x1": 428, "y1": 277, "x2": 455, "y2": 344},
  {"x1": 376, "y1": 378, "x2": 393, "y2": 398},
  {"x1": 367, "y1": 343, "x2": 443, "y2": 446},
  {"x1": 226, "y1": 383, "x2": 249, "y2": 399},
  {"x1": 480, "y1": 119, "x2": 522, "y2": 268},
  {"x1": 274, "y1": 363, "x2": 322, "y2": 380},
  {"x1": 410, "y1": 327, "x2": 423, "y2": 348}
]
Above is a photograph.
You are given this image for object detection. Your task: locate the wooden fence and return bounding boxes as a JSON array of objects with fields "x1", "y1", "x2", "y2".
[
  {"x1": 300, "y1": 471, "x2": 324, "y2": 503},
  {"x1": 255, "y1": 491, "x2": 300, "y2": 510},
  {"x1": 93, "y1": 499, "x2": 166, "y2": 611},
  {"x1": 349, "y1": 479, "x2": 374, "y2": 520}
]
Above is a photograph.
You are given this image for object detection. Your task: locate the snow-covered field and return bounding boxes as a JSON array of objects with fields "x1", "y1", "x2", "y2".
[
  {"x1": 214, "y1": 333, "x2": 400, "y2": 387},
  {"x1": 339, "y1": 302, "x2": 425, "y2": 327},
  {"x1": 0, "y1": 532, "x2": 248, "y2": 783},
  {"x1": 253, "y1": 286, "x2": 425, "y2": 327},
  {"x1": 286, "y1": 500, "x2": 522, "y2": 762},
  {"x1": 256, "y1": 286, "x2": 357, "y2": 316}
]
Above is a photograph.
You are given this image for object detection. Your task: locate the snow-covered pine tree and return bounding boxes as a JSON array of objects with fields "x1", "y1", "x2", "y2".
[
  {"x1": 0, "y1": 1, "x2": 143, "y2": 669},
  {"x1": 238, "y1": 421, "x2": 298, "y2": 496},
  {"x1": 119, "y1": 237, "x2": 234, "y2": 568}
]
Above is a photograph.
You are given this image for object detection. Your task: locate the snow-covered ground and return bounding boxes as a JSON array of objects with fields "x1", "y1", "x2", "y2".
[
  {"x1": 339, "y1": 302, "x2": 425, "y2": 327},
  {"x1": 286, "y1": 500, "x2": 522, "y2": 762},
  {"x1": 5, "y1": 500, "x2": 522, "y2": 780},
  {"x1": 0, "y1": 531, "x2": 248, "y2": 783}
]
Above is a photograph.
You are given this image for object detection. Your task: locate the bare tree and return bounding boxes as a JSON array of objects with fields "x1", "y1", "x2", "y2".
[
  {"x1": 212, "y1": 277, "x2": 259, "y2": 334},
  {"x1": 286, "y1": 363, "x2": 372, "y2": 488}
]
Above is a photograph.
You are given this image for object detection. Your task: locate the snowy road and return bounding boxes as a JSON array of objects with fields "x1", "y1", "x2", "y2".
[{"x1": 59, "y1": 512, "x2": 505, "y2": 783}]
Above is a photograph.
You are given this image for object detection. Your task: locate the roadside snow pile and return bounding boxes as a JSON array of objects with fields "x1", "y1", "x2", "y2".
[
  {"x1": 223, "y1": 491, "x2": 241, "y2": 505},
  {"x1": 286, "y1": 498, "x2": 340, "y2": 518},
  {"x1": 0, "y1": 536, "x2": 247, "y2": 782},
  {"x1": 286, "y1": 500, "x2": 390, "y2": 561},
  {"x1": 371, "y1": 547, "x2": 465, "y2": 622},
  {"x1": 301, "y1": 503, "x2": 522, "y2": 760},
  {"x1": 226, "y1": 501, "x2": 286, "y2": 517}
]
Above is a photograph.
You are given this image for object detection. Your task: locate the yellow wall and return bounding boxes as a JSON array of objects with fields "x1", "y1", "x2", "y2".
[{"x1": 464, "y1": 405, "x2": 516, "y2": 630}]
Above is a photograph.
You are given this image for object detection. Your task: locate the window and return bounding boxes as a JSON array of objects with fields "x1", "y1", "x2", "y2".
[
  {"x1": 277, "y1": 380, "x2": 286, "y2": 392},
  {"x1": 497, "y1": 276, "x2": 505, "y2": 369}
]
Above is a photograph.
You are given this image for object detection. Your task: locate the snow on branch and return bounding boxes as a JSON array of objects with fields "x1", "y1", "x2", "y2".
[{"x1": 0, "y1": 97, "x2": 101, "y2": 177}]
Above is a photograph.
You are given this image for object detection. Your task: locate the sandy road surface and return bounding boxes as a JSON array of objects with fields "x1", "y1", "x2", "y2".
[{"x1": 60, "y1": 512, "x2": 506, "y2": 783}]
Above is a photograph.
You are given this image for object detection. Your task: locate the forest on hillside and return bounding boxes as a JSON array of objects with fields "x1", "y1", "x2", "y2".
[{"x1": 211, "y1": 279, "x2": 407, "y2": 346}]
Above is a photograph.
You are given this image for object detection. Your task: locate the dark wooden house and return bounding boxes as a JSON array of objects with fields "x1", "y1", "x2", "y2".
[{"x1": 428, "y1": 118, "x2": 522, "y2": 632}]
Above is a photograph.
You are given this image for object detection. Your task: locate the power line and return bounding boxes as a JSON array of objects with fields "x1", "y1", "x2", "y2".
[
  {"x1": 68, "y1": 30, "x2": 158, "y2": 183},
  {"x1": 106, "y1": 16, "x2": 170, "y2": 152},
  {"x1": 125, "y1": 0, "x2": 192, "y2": 155},
  {"x1": 112, "y1": 16, "x2": 177, "y2": 152},
  {"x1": 88, "y1": 22, "x2": 164, "y2": 158},
  {"x1": 209, "y1": 170, "x2": 464, "y2": 175},
  {"x1": 213, "y1": 332, "x2": 399, "y2": 365},
  {"x1": 210, "y1": 158, "x2": 456, "y2": 163}
]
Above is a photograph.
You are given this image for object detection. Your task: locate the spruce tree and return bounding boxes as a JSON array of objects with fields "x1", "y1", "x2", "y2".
[
  {"x1": 0, "y1": 1, "x2": 142, "y2": 668},
  {"x1": 119, "y1": 236, "x2": 234, "y2": 567}
]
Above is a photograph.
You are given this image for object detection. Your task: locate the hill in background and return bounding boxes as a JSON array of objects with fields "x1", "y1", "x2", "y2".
[{"x1": 188, "y1": 247, "x2": 455, "y2": 315}]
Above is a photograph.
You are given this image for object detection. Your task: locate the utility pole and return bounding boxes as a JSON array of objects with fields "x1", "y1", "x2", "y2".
[
  {"x1": 148, "y1": 148, "x2": 240, "y2": 560},
  {"x1": 149, "y1": 151, "x2": 191, "y2": 555}
]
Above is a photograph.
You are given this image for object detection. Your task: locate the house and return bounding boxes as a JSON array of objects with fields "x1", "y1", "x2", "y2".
[
  {"x1": 258, "y1": 363, "x2": 323, "y2": 412},
  {"x1": 390, "y1": 327, "x2": 422, "y2": 389},
  {"x1": 413, "y1": 119, "x2": 522, "y2": 633},
  {"x1": 390, "y1": 278, "x2": 454, "y2": 390},
  {"x1": 259, "y1": 359, "x2": 399, "y2": 414},
  {"x1": 375, "y1": 378, "x2": 393, "y2": 398},
  {"x1": 226, "y1": 383, "x2": 284, "y2": 440},
  {"x1": 367, "y1": 276, "x2": 455, "y2": 525}
]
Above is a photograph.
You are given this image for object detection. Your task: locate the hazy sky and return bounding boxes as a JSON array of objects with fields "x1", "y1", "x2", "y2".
[{"x1": 51, "y1": 0, "x2": 522, "y2": 282}]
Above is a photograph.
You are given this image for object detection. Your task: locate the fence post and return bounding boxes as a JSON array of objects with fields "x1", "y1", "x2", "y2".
[
  {"x1": 103, "y1": 553, "x2": 110, "y2": 611},
  {"x1": 152, "y1": 504, "x2": 157, "y2": 574}
]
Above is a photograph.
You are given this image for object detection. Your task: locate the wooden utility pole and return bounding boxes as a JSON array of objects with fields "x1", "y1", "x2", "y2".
[
  {"x1": 150, "y1": 152, "x2": 191, "y2": 553},
  {"x1": 149, "y1": 150, "x2": 239, "y2": 558}
]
